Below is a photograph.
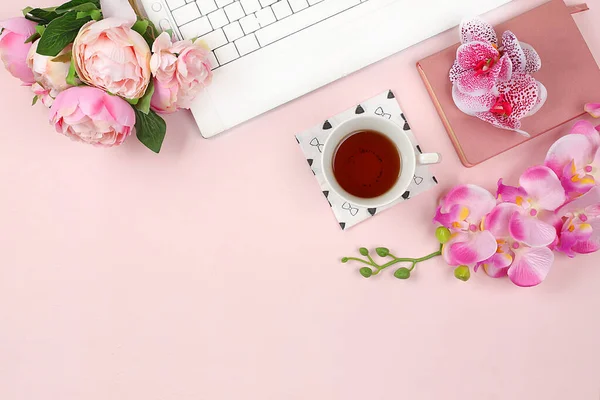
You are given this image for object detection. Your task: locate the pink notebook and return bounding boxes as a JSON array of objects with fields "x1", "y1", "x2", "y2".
[{"x1": 417, "y1": 0, "x2": 600, "y2": 167}]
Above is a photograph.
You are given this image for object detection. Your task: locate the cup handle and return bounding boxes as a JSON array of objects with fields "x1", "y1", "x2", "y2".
[{"x1": 417, "y1": 152, "x2": 442, "y2": 165}]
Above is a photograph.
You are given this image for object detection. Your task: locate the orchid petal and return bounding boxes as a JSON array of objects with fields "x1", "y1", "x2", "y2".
[
  {"x1": 570, "y1": 120, "x2": 600, "y2": 152},
  {"x1": 438, "y1": 184, "x2": 496, "y2": 223},
  {"x1": 509, "y1": 212, "x2": 557, "y2": 247},
  {"x1": 456, "y1": 41, "x2": 499, "y2": 69},
  {"x1": 443, "y1": 231, "x2": 498, "y2": 266},
  {"x1": 449, "y1": 61, "x2": 465, "y2": 83},
  {"x1": 545, "y1": 134, "x2": 592, "y2": 178},
  {"x1": 507, "y1": 246, "x2": 554, "y2": 287},
  {"x1": 452, "y1": 84, "x2": 496, "y2": 115},
  {"x1": 527, "y1": 81, "x2": 547, "y2": 117},
  {"x1": 584, "y1": 103, "x2": 600, "y2": 118},
  {"x1": 496, "y1": 74, "x2": 539, "y2": 120},
  {"x1": 497, "y1": 54, "x2": 513, "y2": 82},
  {"x1": 497, "y1": 178, "x2": 527, "y2": 203},
  {"x1": 481, "y1": 252, "x2": 513, "y2": 278},
  {"x1": 557, "y1": 186, "x2": 600, "y2": 216},
  {"x1": 460, "y1": 18, "x2": 498, "y2": 45},
  {"x1": 571, "y1": 218, "x2": 600, "y2": 254},
  {"x1": 519, "y1": 166, "x2": 566, "y2": 211},
  {"x1": 485, "y1": 203, "x2": 520, "y2": 238},
  {"x1": 520, "y1": 41, "x2": 541, "y2": 74},
  {"x1": 502, "y1": 31, "x2": 526, "y2": 74}
]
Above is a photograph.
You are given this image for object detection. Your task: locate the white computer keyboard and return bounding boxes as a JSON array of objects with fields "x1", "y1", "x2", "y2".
[{"x1": 165, "y1": 0, "x2": 371, "y2": 69}]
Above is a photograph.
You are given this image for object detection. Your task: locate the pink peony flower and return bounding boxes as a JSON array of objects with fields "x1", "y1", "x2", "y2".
[
  {"x1": 150, "y1": 32, "x2": 213, "y2": 114},
  {"x1": 496, "y1": 166, "x2": 565, "y2": 248},
  {"x1": 450, "y1": 19, "x2": 541, "y2": 96},
  {"x1": 434, "y1": 185, "x2": 498, "y2": 267},
  {"x1": 477, "y1": 203, "x2": 554, "y2": 287},
  {"x1": 0, "y1": 17, "x2": 37, "y2": 85},
  {"x1": 27, "y1": 41, "x2": 75, "y2": 107},
  {"x1": 545, "y1": 120, "x2": 600, "y2": 198},
  {"x1": 73, "y1": 18, "x2": 151, "y2": 100},
  {"x1": 556, "y1": 186, "x2": 600, "y2": 257},
  {"x1": 49, "y1": 86, "x2": 135, "y2": 147}
]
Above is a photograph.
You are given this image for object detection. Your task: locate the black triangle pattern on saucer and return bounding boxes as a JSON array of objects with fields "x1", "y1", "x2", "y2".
[
  {"x1": 368, "y1": 208, "x2": 377, "y2": 216},
  {"x1": 387, "y1": 90, "x2": 395, "y2": 99},
  {"x1": 355, "y1": 105, "x2": 365, "y2": 114},
  {"x1": 295, "y1": 136, "x2": 300, "y2": 144},
  {"x1": 433, "y1": 176, "x2": 438, "y2": 184},
  {"x1": 323, "y1": 120, "x2": 332, "y2": 130},
  {"x1": 416, "y1": 145, "x2": 422, "y2": 154},
  {"x1": 402, "y1": 191, "x2": 411, "y2": 200},
  {"x1": 339, "y1": 222, "x2": 346, "y2": 230},
  {"x1": 401, "y1": 113, "x2": 410, "y2": 131},
  {"x1": 323, "y1": 191, "x2": 332, "y2": 207}
]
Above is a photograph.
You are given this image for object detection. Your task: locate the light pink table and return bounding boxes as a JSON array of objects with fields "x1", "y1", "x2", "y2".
[{"x1": 2, "y1": 1, "x2": 600, "y2": 399}]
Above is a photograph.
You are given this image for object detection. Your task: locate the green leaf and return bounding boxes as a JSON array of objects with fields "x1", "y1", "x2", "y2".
[
  {"x1": 126, "y1": 97, "x2": 139, "y2": 106},
  {"x1": 90, "y1": 9, "x2": 102, "y2": 20},
  {"x1": 55, "y1": 0, "x2": 100, "y2": 13},
  {"x1": 66, "y1": 59, "x2": 78, "y2": 86},
  {"x1": 134, "y1": 109, "x2": 167, "y2": 153},
  {"x1": 32, "y1": 95, "x2": 39, "y2": 106},
  {"x1": 35, "y1": 25, "x2": 46, "y2": 36},
  {"x1": 135, "y1": 80, "x2": 154, "y2": 115},
  {"x1": 132, "y1": 20, "x2": 149, "y2": 36},
  {"x1": 37, "y1": 11, "x2": 91, "y2": 57},
  {"x1": 22, "y1": 7, "x2": 34, "y2": 16},
  {"x1": 24, "y1": 32, "x2": 41, "y2": 44},
  {"x1": 25, "y1": 8, "x2": 60, "y2": 24}
]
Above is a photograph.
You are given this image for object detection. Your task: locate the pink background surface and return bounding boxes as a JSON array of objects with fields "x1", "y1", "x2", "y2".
[{"x1": 1, "y1": 1, "x2": 600, "y2": 399}]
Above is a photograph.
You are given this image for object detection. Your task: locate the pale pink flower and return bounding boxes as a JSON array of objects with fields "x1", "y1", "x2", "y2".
[
  {"x1": 496, "y1": 166, "x2": 565, "y2": 248},
  {"x1": 477, "y1": 203, "x2": 554, "y2": 287},
  {"x1": 49, "y1": 86, "x2": 135, "y2": 147},
  {"x1": 73, "y1": 18, "x2": 151, "y2": 100},
  {"x1": 584, "y1": 103, "x2": 600, "y2": 118},
  {"x1": 0, "y1": 17, "x2": 36, "y2": 85},
  {"x1": 434, "y1": 185, "x2": 498, "y2": 267},
  {"x1": 545, "y1": 120, "x2": 600, "y2": 198},
  {"x1": 26, "y1": 41, "x2": 75, "y2": 107},
  {"x1": 150, "y1": 32, "x2": 212, "y2": 114},
  {"x1": 556, "y1": 186, "x2": 600, "y2": 257}
]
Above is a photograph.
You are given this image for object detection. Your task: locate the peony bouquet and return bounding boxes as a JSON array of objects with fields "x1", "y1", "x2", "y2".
[
  {"x1": 450, "y1": 18, "x2": 546, "y2": 136},
  {"x1": 0, "y1": 0, "x2": 213, "y2": 152},
  {"x1": 342, "y1": 114, "x2": 600, "y2": 287}
]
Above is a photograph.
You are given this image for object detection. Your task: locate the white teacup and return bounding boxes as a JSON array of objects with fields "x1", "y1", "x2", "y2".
[{"x1": 322, "y1": 115, "x2": 441, "y2": 208}]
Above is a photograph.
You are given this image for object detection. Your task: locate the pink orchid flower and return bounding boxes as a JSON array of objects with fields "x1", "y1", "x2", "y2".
[
  {"x1": 497, "y1": 166, "x2": 565, "y2": 248},
  {"x1": 453, "y1": 73, "x2": 546, "y2": 136},
  {"x1": 556, "y1": 186, "x2": 600, "y2": 257},
  {"x1": 545, "y1": 121, "x2": 600, "y2": 198},
  {"x1": 434, "y1": 185, "x2": 498, "y2": 267},
  {"x1": 477, "y1": 203, "x2": 554, "y2": 287},
  {"x1": 584, "y1": 103, "x2": 600, "y2": 118},
  {"x1": 450, "y1": 19, "x2": 541, "y2": 97}
]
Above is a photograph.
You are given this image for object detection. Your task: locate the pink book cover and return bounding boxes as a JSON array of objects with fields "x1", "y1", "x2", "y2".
[{"x1": 417, "y1": 0, "x2": 600, "y2": 167}]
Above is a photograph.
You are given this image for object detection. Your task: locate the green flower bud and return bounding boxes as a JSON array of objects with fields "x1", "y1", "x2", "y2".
[
  {"x1": 454, "y1": 265, "x2": 471, "y2": 282},
  {"x1": 435, "y1": 227, "x2": 452, "y2": 244},
  {"x1": 341, "y1": 257, "x2": 349, "y2": 263},
  {"x1": 359, "y1": 267, "x2": 373, "y2": 278},
  {"x1": 394, "y1": 267, "x2": 411, "y2": 279},
  {"x1": 376, "y1": 247, "x2": 390, "y2": 257},
  {"x1": 359, "y1": 247, "x2": 369, "y2": 256}
]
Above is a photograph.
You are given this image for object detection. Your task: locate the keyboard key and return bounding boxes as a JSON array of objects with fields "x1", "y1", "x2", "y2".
[
  {"x1": 208, "y1": 9, "x2": 229, "y2": 29},
  {"x1": 224, "y1": 2, "x2": 245, "y2": 21},
  {"x1": 179, "y1": 16, "x2": 213, "y2": 39},
  {"x1": 239, "y1": 14, "x2": 260, "y2": 34},
  {"x1": 215, "y1": 0, "x2": 234, "y2": 6},
  {"x1": 196, "y1": 0, "x2": 218, "y2": 14},
  {"x1": 223, "y1": 21, "x2": 244, "y2": 41},
  {"x1": 172, "y1": 3, "x2": 202, "y2": 26},
  {"x1": 257, "y1": 0, "x2": 359, "y2": 46},
  {"x1": 307, "y1": 0, "x2": 322, "y2": 4},
  {"x1": 166, "y1": 0, "x2": 186, "y2": 10},
  {"x1": 240, "y1": 0, "x2": 261, "y2": 13},
  {"x1": 198, "y1": 28, "x2": 228, "y2": 49},
  {"x1": 259, "y1": 0, "x2": 277, "y2": 6},
  {"x1": 272, "y1": 1, "x2": 292, "y2": 20},
  {"x1": 288, "y1": 0, "x2": 308, "y2": 12},
  {"x1": 214, "y1": 43, "x2": 239, "y2": 64},
  {"x1": 235, "y1": 33, "x2": 260, "y2": 55},
  {"x1": 256, "y1": 7, "x2": 276, "y2": 27}
]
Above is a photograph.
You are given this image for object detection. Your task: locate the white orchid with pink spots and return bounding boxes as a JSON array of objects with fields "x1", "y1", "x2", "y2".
[{"x1": 450, "y1": 18, "x2": 546, "y2": 135}]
